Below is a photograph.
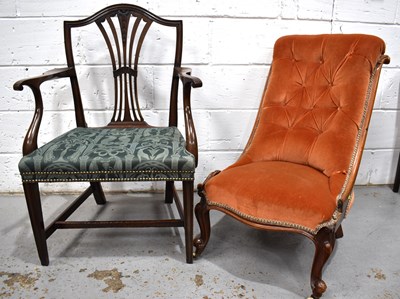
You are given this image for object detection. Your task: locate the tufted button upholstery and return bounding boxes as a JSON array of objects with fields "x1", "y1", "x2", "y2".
[
  {"x1": 204, "y1": 34, "x2": 386, "y2": 233},
  {"x1": 239, "y1": 35, "x2": 385, "y2": 176}
]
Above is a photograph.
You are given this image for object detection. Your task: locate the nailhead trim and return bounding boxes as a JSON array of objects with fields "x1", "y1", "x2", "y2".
[
  {"x1": 207, "y1": 200, "x2": 317, "y2": 234},
  {"x1": 337, "y1": 66, "x2": 378, "y2": 202},
  {"x1": 21, "y1": 169, "x2": 194, "y2": 175},
  {"x1": 344, "y1": 192, "x2": 354, "y2": 217},
  {"x1": 22, "y1": 177, "x2": 194, "y2": 183},
  {"x1": 316, "y1": 64, "x2": 379, "y2": 231},
  {"x1": 21, "y1": 170, "x2": 194, "y2": 183}
]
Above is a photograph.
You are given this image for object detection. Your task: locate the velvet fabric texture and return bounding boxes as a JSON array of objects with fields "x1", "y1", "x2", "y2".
[
  {"x1": 204, "y1": 34, "x2": 386, "y2": 233},
  {"x1": 19, "y1": 127, "x2": 195, "y2": 182}
]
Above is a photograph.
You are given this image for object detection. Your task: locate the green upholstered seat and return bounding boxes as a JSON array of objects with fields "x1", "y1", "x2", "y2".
[{"x1": 19, "y1": 126, "x2": 195, "y2": 183}]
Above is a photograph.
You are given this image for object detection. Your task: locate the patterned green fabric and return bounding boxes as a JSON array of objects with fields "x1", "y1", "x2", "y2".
[{"x1": 19, "y1": 127, "x2": 195, "y2": 182}]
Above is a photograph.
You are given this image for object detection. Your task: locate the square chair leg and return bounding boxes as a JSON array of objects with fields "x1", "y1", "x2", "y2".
[
  {"x1": 182, "y1": 181, "x2": 194, "y2": 263},
  {"x1": 23, "y1": 182, "x2": 49, "y2": 266},
  {"x1": 165, "y1": 181, "x2": 174, "y2": 204}
]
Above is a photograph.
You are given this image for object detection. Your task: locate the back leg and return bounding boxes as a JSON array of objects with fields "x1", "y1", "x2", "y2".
[
  {"x1": 90, "y1": 182, "x2": 106, "y2": 205},
  {"x1": 393, "y1": 152, "x2": 400, "y2": 192},
  {"x1": 335, "y1": 225, "x2": 344, "y2": 239},
  {"x1": 165, "y1": 181, "x2": 174, "y2": 204},
  {"x1": 182, "y1": 181, "x2": 194, "y2": 263}
]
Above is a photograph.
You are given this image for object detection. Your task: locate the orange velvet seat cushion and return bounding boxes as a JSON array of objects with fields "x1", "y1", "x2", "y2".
[{"x1": 204, "y1": 161, "x2": 346, "y2": 233}]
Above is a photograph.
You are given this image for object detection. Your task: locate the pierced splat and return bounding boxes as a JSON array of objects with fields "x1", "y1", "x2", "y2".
[
  {"x1": 63, "y1": 5, "x2": 183, "y2": 128},
  {"x1": 96, "y1": 12, "x2": 153, "y2": 126}
]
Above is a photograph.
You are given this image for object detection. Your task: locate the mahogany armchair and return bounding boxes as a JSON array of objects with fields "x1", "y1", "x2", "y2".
[
  {"x1": 14, "y1": 4, "x2": 201, "y2": 265},
  {"x1": 194, "y1": 34, "x2": 389, "y2": 298}
]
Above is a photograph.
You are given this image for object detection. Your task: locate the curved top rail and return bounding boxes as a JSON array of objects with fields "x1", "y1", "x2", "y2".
[
  {"x1": 64, "y1": 3, "x2": 182, "y2": 28},
  {"x1": 63, "y1": 3, "x2": 184, "y2": 128}
]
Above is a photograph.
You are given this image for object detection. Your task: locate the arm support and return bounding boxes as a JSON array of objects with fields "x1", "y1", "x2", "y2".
[
  {"x1": 175, "y1": 67, "x2": 202, "y2": 167},
  {"x1": 13, "y1": 67, "x2": 75, "y2": 155}
]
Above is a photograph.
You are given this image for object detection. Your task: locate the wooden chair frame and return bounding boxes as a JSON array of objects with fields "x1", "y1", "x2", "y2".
[{"x1": 14, "y1": 4, "x2": 202, "y2": 265}]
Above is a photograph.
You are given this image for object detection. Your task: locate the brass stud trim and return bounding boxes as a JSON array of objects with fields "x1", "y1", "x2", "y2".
[
  {"x1": 207, "y1": 200, "x2": 317, "y2": 235},
  {"x1": 22, "y1": 177, "x2": 194, "y2": 183},
  {"x1": 21, "y1": 169, "x2": 194, "y2": 175}
]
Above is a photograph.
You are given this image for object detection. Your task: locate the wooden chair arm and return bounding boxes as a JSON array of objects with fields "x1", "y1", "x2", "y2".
[
  {"x1": 175, "y1": 67, "x2": 202, "y2": 167},
  {"x1": 13, "y1": 67, "x2": 75, "y2": 90},
  {"x1": 175, "y1": 67, "x2": 202, "y2": 88},
  {"x1": 13, "y1": 67, "x2": 75, "y2": 156}
]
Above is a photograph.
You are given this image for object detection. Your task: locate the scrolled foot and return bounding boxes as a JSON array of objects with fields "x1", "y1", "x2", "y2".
[
  {"x1": 309, "y1": 227, "x2": 335, "y2": 298},
  {"x1": 311, "y1": 279, "x2": 327, "y2": 298},
  {"x1": 193, "y1": 182, "x2": 212, "y2": 259},
  {"x1": 193, "y1": 235, "x2": 207, "y2": 258}
]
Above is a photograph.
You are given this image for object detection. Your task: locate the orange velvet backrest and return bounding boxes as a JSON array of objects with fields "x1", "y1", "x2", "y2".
[{"x1": 235, "y1": 34, "x2": 386, "y2": 192}]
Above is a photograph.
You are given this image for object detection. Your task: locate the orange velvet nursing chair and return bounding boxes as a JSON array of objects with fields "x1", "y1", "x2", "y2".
[{"x1": 194, "y1": 34, "x2": 389, "y2": 298}]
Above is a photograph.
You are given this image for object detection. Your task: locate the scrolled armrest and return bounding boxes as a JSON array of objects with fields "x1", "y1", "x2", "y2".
[
  {"x1": 175, "y1": 67, "x2": 202, "y2": 88},
  {"x1": 379, "y1": 54, "x2": 390, "y2": 65},
  {"x1": 175, "y1": 67, "x2": 202, "y2": 167},
  {"x1": 14, "y1": 67, "x2": 75, "y2": 156},
  {"x1": 13, "y1": 67, "x2": 75, "y2": 90}
]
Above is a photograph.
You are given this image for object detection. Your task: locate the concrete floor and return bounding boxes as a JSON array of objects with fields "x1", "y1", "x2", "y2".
[{"x1": 0, "y1": 185, "x2": 399, "y2": 299}]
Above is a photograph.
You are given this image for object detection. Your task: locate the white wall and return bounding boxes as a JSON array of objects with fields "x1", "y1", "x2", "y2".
[{"x1": 1, "y1": 0, "x2": 400, "y2": 193}]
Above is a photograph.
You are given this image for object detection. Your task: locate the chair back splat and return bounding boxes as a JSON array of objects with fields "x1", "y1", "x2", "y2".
[
  {"x1": 194, "y1": 34, "x2": 389, "y2": 299},
  {"x1": 64, "y1": 4, "x2": 183, "y2": 128}
]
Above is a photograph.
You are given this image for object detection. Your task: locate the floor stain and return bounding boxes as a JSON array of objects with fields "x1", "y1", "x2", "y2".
[
  {"x1": 233, "y1": 283, "x2": 247, "y2": 298},
  {"x1": 374, "y1": 290, "x2": 395, "y2": 299},
  {"x1": 87, "y1": 268, "x2": 125, "y2": 293},
  {"x1": 194, "y1": 274, "x2": 204, "y2": 287},
  {"x1": 367, "y1": 268, "x2": 387, "y2": 280},
  {"x1": 0, "y1": 271, "x2": 39, "y2": 298},
  {"x1": 0, "y1": 271, "x2": 38, "y2": 290}
]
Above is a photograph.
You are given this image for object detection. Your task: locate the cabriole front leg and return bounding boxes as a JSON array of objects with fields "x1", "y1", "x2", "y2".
[
  {"x1": 23, "y1": 182, "x2": 49, "y2": 266},
  {"x1": 309, "y1": 227, "x2": 336, "y2": 298},
  {"x1": 193, "y1": 185, "x2": 211, "y2": 258}
]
